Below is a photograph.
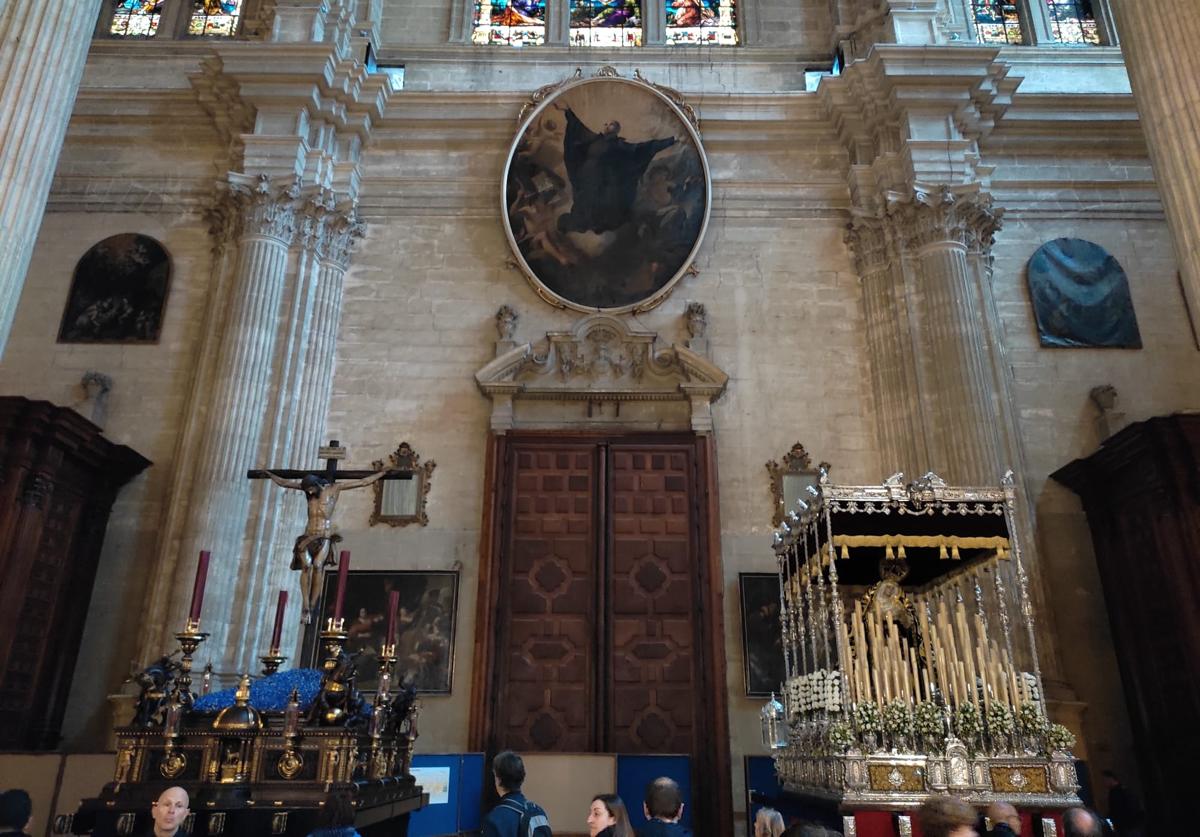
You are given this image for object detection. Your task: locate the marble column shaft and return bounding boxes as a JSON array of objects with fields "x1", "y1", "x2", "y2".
[
  {"x1": 0, "y1": 0, "x2": 102, "y2": 357},
  {"x1": 166, "y1": 176, "x2": 298, "y2": 662},
  {"x1": 1110, "y1": 2, "x2": 1200, "y2": 326}
]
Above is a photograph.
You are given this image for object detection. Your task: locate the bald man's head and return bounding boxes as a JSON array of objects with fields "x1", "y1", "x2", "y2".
[
  {"x1": 985, "y1": 802, "x2": 1019, "y2": 832},
  {"x1": 151, "y1": 786, "x2": 189, "y2": 836},
  {"x1": 1063, "y1": 807, "x2": 1103, "y2": 837}
]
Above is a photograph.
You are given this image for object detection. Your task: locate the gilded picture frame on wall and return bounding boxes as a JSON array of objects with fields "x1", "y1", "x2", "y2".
[{"x1": 502, "y1": 68, "x2": 711, "y2": 314}]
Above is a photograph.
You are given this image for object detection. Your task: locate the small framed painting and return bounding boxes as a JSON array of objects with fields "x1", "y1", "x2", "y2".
[
  {"x1": 314, "y1": 570, "x2": 458, "y2": 694},
  {"x1": 58, "y1": 233, "x2": 171, "y2": 343},
  {"x1": 739, "y1": 573, "x2": 785, "y2": 698}
]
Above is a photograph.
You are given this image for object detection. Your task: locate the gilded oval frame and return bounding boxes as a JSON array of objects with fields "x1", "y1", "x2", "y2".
[{"x1": 501, "y1": 72, "x2": 711, "y2": 314}]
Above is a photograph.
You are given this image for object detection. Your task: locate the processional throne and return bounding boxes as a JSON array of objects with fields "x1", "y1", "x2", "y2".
[
  {"x1": 57, "y1": 621, "x2": 426, "y2": 836},
  {"x1": 767, "y1": 471, "x2": 1080, "y2": 830}
]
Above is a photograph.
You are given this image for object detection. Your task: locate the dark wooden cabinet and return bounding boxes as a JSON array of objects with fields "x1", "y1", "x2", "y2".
[
  {"x1": 0, "y1": 398, "x2": 150, "y2": 750},
  {"x1": 1052, "y1": 414, "x2": 1200, "y2": 833}
]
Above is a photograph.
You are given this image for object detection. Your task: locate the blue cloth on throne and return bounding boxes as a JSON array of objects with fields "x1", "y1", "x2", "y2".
[{"x1": 193, "y1": 668, "x2": 322, "y2": 713}]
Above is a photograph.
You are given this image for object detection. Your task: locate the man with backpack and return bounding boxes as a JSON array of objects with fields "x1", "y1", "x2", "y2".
[{"x1": 482, "y1": 750, "x2": 552, "y2": 837}]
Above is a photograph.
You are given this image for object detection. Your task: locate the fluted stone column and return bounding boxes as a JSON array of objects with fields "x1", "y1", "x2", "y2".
[
  {"x1": 165, "y1": 174, "x2": 299, "y2": 663},
  {"x1": 846, "y1": 218, "x2": 927, "y2": 477},
  {"x1": 886, "y1": 187, "x2": 1007, "y2": 484},
  {"x1": 1110, "y1": 2, "x2": 1200, "y2": 326},
  {"x1": 0, "y1": 0, "x2": 102, "y2": 358},
  {"x1": 231, "y1": 201, "x2": 363, "y2": 672}
]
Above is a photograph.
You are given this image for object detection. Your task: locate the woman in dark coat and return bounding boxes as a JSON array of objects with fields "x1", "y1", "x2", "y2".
[{"x1": 587, "y1": 793, "x2": 635, "y2": 837}]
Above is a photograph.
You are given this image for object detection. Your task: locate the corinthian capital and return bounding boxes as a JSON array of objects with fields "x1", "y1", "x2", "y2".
[
  {"x1": 226, "y1": 172, "x2": 302, "y2": 244},
  {"x1": 844, "y1": 215, "x2": 896, "y2": 275},
  {"x1": 321, "y1": 207, "x2": 367, "y2": 268},
  {"x1": 886, "y1": 185, "x2": 1004, "y2": 255}
]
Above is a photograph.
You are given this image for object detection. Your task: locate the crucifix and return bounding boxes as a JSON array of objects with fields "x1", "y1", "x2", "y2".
[{"x1": 248, "y1": 440, "x2": 412, "y2": 622}]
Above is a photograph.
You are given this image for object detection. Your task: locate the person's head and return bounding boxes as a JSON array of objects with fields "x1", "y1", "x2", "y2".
[
  {"x1": 0, "y1": 789, "x2": 32, "y2": 832},
  {"x1": 317, "y1": 794, "x2": 356, "y2": 829},
  {"x1": 754, "y1": 807, "x2": 785, "y2": 837},
  {"x1": 917, "y1": 795, "x2": 977, "y2": 837},
  {"x1": 643, "y1": 777, "x2": 683, "y2": 823},
  {"x1": 1063, "y1": 807, "x2": 1104, "y2": 837},
  {"x1": 1101, "y1": 769, "x2": 1119, "y2": 789},
  {"x1": 587, "y1": 794, "x2": 633, "y2": 837},
  {"x1": 985, "y1": 802, "x2": 1019, "y2": 833},
  {"x1": 602, "y1": 120, "x2": 621, "y2": 137},
  {"x1": 492, "y1": 750, "x2": 526, "y2": 796},
  {"x1": 150, "y1": 786, "x2": 189, "y2": 837}
]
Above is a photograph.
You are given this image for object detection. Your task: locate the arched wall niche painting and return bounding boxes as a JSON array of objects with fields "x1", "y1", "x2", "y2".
[
  {"x1": 502, "y1": 69, "x2": 711, "y2": 315},
  {"x1": 1025, "y1": 237, "x2": 1142, "y2": 349},
  {"x1": 58, "y1": 233, "x2": 171, "y2": 344}
]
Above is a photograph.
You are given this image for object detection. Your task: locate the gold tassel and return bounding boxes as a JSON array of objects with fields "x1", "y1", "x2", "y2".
[
  {"x1": 840, "y1": 544, "x2": 849, "y2": 561},
  {"x1": 939, "y1": 544, "x2": 949, "y2": 560},
  {"x1": 897, "y1": 545, "x2": 907, "y2": 559},
  {"x1": 951, "y1": 544, "x2": 960, "y2": 561},
  {"x1": 885, "y1": 545, "x2": 895, "y2": 561}
]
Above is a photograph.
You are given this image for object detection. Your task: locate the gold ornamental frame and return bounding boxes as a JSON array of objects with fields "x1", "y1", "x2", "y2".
[{"x1": 501, "y1": 67, "x2": 712, "y2": 315}]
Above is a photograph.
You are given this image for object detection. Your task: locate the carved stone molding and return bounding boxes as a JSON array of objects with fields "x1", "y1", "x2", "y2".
[
  {"x1": 886, "y1": 184, "x2": 1004, "y2": 254},
  {"x1": 320, "y1": 207, "x2": 367, "y2": 267},
  {"x1": 844, "y1": 215, "x2": 896, "y2": 275},
  {"x1": 474, "y1": 313, "x2": 728, "y2": 434}
]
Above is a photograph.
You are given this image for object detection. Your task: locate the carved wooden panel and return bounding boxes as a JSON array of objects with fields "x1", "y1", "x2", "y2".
[
  {"x1": 493, "y1": 443, "x2": 599, "y2": 752},
  {"x1": 608, "y1": 445, "x2": 698, "y2": 753},
  {"x1": 1052, "y1": 415, "x2": 1200, "y2": 834},
  {"x1": 0, "y1": 399, "x2": 149, "y2": 749}
]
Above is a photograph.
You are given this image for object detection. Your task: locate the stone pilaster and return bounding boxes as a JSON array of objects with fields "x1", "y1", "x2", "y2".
[
  {"x1": 1109, "y1": 1, "x2": 1200, "y2": 332},
  {"x1": 0, "y1": 0, "x2": 102, "y2": 358},
  {"x1": 161, "y1": 174, "x2": 299, "y2": 663}
]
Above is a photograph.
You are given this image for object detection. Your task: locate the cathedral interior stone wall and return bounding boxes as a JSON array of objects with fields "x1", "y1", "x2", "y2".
[{"x1": 1, "y1": 0, "x2": 1198, "y2": 827}]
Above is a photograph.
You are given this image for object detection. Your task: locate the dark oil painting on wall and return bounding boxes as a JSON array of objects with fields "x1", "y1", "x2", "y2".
[
  {"x1": 503, "y1": 75, "x2": 710, "y2": 313},
  {"x1": 315, "y1": 570, "x2": 459, "y2": 694},
  {"x1": 739, "y1": 572, "x2": 786, "y2": 698},
  {"x1": 58, "y1": 233, "x2": 171, "y2": 343}
]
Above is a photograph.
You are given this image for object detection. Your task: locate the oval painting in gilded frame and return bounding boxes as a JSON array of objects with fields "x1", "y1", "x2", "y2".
[{"x1": 502, "y1": 73, "x2": 711, "y2": 313}]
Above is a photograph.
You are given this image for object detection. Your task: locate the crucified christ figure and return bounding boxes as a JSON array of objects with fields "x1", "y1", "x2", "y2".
[{"x1": 265, "y1": 469, "x2": 389, "y2": 620}]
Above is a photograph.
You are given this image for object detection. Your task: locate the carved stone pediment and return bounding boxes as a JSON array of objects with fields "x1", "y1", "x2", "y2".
[{"x1": 475, "y1": 313, "x2": 728, "y2": 433}]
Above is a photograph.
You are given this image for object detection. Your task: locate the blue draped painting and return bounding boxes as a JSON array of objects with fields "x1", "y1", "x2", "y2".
[{"x1": 1026, "y1": 238, "x2": 1142, "y2": 349}]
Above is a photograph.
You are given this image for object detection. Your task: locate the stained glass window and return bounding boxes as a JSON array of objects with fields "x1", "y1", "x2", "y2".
[
  {"x1": 971, "y1": 0, "x2": 1023, "y2": 44},
  {"x1": 472, "y1": 0, "x2": 546, "y2": 45},
  {"x1": 665, "y1": 0, "x2": 736, "y2": 45},
  {"x1": 1044, "y1": 0, "x2": 1099, "y2": 44},
  {"x1": 188, "y1": 0, "x2": 242, "y2": 36},
  {"x1": 570, "y1": 0, "x2": 641, "y2": 46},
  {"x1": 109, "y1": 0, "x2": 165, "y2": 37}
]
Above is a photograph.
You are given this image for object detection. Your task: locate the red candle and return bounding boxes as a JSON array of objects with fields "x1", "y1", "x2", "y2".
[
  {"x1": 270, "y1": 590, "x2": 288, "y2": 651},
  {"x1": 386, "y1": 590, "x2": 400, "y2": 645},
  {"x1": 188, "y1": 550, "x2": 210, "y2": 623},
  {"x1": 332, "y1": 550, "x2": 351, "y2": 622}
]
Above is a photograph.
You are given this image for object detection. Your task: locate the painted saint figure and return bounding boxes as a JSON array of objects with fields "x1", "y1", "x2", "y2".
[
  {"x1": 265, "y1": 470, "x2": 389, "y2": 619},
  {"x1": 557, "y1": 108, "x2": 676, "y2": 236}
]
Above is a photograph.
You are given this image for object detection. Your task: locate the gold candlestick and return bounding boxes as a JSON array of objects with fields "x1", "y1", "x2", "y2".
[
  {"x1": 319, "y1": 618, "x2": 350, "y2": 671},
  {"x1": 260, "y1": 649, "x2": 287, "y2": 677},
  {"x1": 174, "y1": 619, "x2": 209, "y2": 706}
]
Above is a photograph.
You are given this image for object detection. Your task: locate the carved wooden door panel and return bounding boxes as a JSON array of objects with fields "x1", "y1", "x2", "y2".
[
  {"x1": 608, "y1": 444, "x2": 700, "y2": 753},
  {"x1": 490, "y1": 436, "x2": 706, "y2": 755},
  {"x1": 492, "y1": 442, "x2": 600, "y2": 752}
]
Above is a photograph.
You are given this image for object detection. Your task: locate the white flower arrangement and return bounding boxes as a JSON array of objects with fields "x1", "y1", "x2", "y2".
[
  {"x1": 986, "y1": 702, "x2": 1014, "y2": 737},
  {"x1": 1046, "y1": 723, "x2": 1076, "y2": 753},
  {"x1": 1017, "y1": 702, "x2": 1049, "y2": 735},
  {"x1": 881, "y1": 700, "x2": 913, "y2": 737},
  {"x1": 913, "y1": 701, "x2": 943, "y2": 738},
  {"x1": 854, "y1": 701, "x2": 881, "y2": 734}
]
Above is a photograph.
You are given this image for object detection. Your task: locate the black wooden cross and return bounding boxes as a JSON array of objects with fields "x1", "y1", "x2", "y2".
[{"x1": 246, "y1": 439, "x2": 413, "y2": 483}]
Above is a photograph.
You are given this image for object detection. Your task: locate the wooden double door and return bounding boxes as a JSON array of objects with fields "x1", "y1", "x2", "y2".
[{"x1": 471, "y1": 432, "x2": 731, "y2": 832}]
